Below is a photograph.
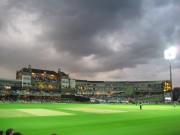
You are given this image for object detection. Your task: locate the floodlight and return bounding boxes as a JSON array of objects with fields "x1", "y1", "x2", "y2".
[
  {"x1": 164, "y1": 47, "x2": 177, "y2": 60},
  {"x1": 164, "y1": 46, "x2": 177, "y2": 102}
]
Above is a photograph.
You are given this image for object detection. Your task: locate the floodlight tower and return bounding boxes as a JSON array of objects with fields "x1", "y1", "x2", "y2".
[{"x1": 164, "y1": 47, "x2": 177, "y2": 101}]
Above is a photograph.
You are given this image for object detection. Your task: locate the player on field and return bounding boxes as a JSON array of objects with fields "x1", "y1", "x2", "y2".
[{"x1": 139, "y1": 102, "x2": 143, "y2": 110}]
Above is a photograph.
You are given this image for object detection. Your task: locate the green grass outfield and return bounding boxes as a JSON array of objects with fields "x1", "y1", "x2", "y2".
[{"x1": 0, "y1": 103, "x2": 180, "y2": 135}]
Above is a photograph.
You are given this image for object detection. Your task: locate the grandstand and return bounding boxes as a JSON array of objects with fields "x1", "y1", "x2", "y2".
[
  {"x1": 0, "y1": 65, "x2": 178, "y2": 103},
  {"x1": 75, "y1": 80, "x2": 171, "y2": 103}
]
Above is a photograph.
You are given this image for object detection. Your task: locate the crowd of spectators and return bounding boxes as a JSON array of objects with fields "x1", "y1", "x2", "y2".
[
  {"x1": 0, "y1": 87, "x2": 168, "y2": 104},
  {"x1": 0, "y1": 87, "x2": 62, "y2": 103},
  {"x1": 32, "y1": 76, "x2": 58, "y2": 84},
  {"x1": 79, "y1": 93, "x2": 165, "y2": 104},
  {"x1": 0, "y1": 128, "x2": 58, "y2": 135},
  {"x1": 0, "y1": 89, "x2": 60, "y2": 96},
  {"x1": 0, "y1": 97, "x2": 62, "y2": 104},
  {"x1": 0, "y1": 128, "x2": 22, "y2": 135}
]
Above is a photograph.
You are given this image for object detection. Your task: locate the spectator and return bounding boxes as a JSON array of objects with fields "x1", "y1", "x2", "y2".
[
  {"x1": 13, "y1": 132, "x2": 22, "y2": 135},
  {"x1": 0, "y1": 130, "x2": 4, "y2": 135},
  {"x1": 6, "y1": 128, "x2": 13, "y2": 135}
]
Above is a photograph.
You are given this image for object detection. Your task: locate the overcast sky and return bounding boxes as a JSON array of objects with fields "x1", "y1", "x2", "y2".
[{"x1": 0, "y1": 0, "x2": 180, "y2": 87}]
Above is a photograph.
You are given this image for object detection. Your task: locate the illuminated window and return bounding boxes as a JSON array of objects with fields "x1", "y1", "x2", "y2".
[
  {"x1": 50, "y1": 75, "x2": 54, "y2": 79},
  {"x1": 31, "y1": 72, "x2": 36, "y2": 78},
  {"x1": 48, "y1": 84, "x2": 53, "y2": 89},
  {"x1": 38, "y1": 84, "x2": 44, "y2": 89}
]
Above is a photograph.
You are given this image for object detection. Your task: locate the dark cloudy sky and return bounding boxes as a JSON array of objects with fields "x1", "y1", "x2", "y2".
[{"x1": 0, "y1": 0, "x2": 180, "y2": 87}]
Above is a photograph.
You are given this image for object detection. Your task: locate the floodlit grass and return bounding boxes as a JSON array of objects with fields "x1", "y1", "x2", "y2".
[{"x1": 0, "y1": 103, "x2": 179, "y2": 135}]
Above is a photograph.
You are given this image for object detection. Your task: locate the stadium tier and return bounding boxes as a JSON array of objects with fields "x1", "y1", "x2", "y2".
[{"x1": 0, "y1": 65, "x2": 179, "y2": 103}]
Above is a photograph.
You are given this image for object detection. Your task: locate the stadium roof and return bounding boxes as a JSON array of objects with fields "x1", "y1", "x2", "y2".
[{"x1": 17, "y1": 67, "x2": 69, "y2": 77}]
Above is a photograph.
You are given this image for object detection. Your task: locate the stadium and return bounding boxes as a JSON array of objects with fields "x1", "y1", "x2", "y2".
[
  {"x1": 0, "y1": 65, "x2": 180, "y2": 135},
  {"x1": 0, "y1": 65, "x2": 180, "y2": 103},
  {"x1": 1, "y1": 0, "x2": 180, "y2": 134}
]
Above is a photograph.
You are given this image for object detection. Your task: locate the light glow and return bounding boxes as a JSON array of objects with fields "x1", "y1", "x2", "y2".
[{"x1": 164, "y1": 47, "x2": 177, "y2": 60}]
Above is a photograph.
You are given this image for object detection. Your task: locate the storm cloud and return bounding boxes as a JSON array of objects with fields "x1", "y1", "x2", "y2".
[{"x1": 0, "y1": 0, "x2": 180, "y2": 86}]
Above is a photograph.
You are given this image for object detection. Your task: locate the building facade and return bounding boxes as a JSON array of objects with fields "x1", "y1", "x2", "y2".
[
  {"x1": 16, "y1": 65, "x2": 70, "y2": 91},
  {"x1": 0, "y1": 78, "x2": 21, "y2": 91},
  {"x1": 75, "y1": 80, "x2": 171, "y2": 103},
  {"x1": 0, "y1": 78, "x2": 22, "y2": 102},
  {"x1": 76, "y1": 80, "x2": 167, "y2": 96},
  {"x1": 0, "y1": 65, "x2": 174, "y2": 103}
]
